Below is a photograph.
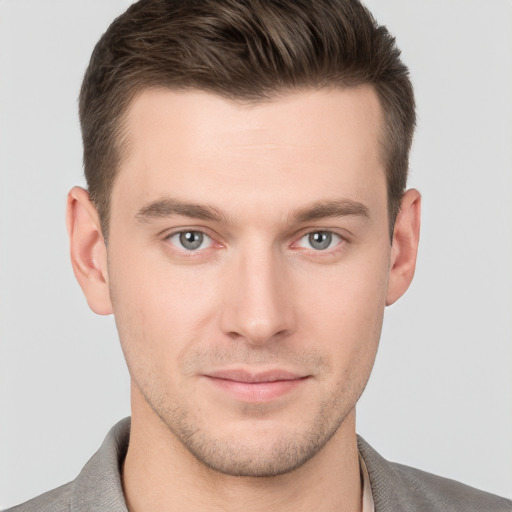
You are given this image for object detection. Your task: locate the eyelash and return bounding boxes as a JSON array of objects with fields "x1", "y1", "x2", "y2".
[{"x1": 163, "y1": 228, "x2": 347, "y2": 256}]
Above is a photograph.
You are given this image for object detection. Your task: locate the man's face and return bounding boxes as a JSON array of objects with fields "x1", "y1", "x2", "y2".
[{"x1": 106, "y1": 87, "x2": 393, "y2": 476}]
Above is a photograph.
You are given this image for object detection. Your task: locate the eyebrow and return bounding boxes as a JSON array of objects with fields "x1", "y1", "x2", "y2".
[
  {"x1": 290, "y1": 199, "x2": 370, "y2": 223},
  {"x1": 135, "y1": 198, "x2": 227, "y2": 223},
  {"x1": 135, "y1": 197, "x2": 370, "y2": 225}
]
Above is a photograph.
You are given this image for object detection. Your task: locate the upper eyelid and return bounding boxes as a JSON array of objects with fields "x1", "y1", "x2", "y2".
[
  {"x1": 162, "y1": 226, "x2": 217, "y2": 240},
  {"x1": 297, "y1": 230, "x2": 343, "y2": 243},
  {"x1": 292, "y1": 227, "x2": 349, "y2": 242}
]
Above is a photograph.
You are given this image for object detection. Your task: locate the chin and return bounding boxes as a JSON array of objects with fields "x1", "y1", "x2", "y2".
[
  {"x1": 156, "y1": 399, "x2": 351, "y2": 478},
  {"x1": 180, "y1": 431, "x2": 329, "y2": 477}
]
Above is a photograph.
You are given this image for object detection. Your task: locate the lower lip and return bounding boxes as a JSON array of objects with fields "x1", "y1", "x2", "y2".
[{"x1": 204, "y1": 376, "x2": 307, "y2": 402}]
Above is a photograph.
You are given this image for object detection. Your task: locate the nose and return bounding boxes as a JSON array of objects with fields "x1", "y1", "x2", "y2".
[{"x1": 220, "y1": 246, "x2": 295, "y2": 346}]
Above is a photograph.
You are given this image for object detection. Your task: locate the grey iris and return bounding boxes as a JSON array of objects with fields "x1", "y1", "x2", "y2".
[
  {"x1": 180, "y1": 231, "x2": 203, "y2": 250},
  {"x1": 309, "y1": 232, "x2": 332, "y2": 250}
]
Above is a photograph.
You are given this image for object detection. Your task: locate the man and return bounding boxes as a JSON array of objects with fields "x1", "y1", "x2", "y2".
[{"x1": 6, "y1": 0, "x2": 511, "y2": 511}]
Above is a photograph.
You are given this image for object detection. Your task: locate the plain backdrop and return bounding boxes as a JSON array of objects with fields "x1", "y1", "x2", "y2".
[{"x1": 1, "y1": 0, "x2": 511, "y2": 508}]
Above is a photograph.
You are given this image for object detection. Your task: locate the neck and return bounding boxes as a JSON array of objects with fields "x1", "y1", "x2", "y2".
[{"x1": 123, "y1": 388, "x2": 362, "y2": 512}]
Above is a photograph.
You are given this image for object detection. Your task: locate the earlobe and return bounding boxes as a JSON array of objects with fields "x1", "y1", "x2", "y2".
[
  {"x1": 386, "y1": 188, "x2": 421, "y2": 306},
  {"x1": 66, "y1": 186, "x2": 113, "y2": 315}
]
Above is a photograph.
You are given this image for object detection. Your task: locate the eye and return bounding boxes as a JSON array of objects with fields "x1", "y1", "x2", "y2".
[
  {"x1": 167, "y1": 230, "x2": 213, "y2": 251},
  {"x1": 296, "y1": 231, "x2": 342, "y2": 251}
]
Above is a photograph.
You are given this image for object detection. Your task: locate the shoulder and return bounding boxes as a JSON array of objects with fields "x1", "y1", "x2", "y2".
[
  {"x1": 357, "y1": 436, "x2": 512, "y2": 512},
  {"x1": 4, "y1": 482, "x2": 72, "y2": 512},
  {"x1": 4, "y1": 419, "x2": 131, "y2": 512},
  {"x1": 390, "y1": 461, "x2": 512, "y2": 512}
]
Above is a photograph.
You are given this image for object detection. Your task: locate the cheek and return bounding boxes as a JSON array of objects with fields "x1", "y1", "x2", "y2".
[
  {"x1": 296, "y1": 249, "x2": 389, "y2": 373},
  {"x1": 107, "y1": 249, "x2": 222, "y2": 377}
]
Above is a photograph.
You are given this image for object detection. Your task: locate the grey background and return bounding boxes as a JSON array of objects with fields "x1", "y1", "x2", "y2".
[{"x1": 1, "y1": 0, "x2": 511, "y2": 508}]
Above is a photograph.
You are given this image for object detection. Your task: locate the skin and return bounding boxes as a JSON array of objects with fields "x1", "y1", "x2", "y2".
[{"x1": 67, "y1": 87, "x2": 421, "y2": 512}]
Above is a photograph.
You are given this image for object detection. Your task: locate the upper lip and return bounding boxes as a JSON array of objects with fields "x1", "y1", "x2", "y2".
[{"x1": 204, "y1": 369, "x2": 307, "y2": 383}]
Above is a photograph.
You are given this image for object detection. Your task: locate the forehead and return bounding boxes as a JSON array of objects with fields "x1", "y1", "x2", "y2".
[
  {"x1": 113, "y1": 87, "x2": 386, "y2": 221},
  {"x1": 122, "y1": 86, "x2": 383, "y2": 156}
]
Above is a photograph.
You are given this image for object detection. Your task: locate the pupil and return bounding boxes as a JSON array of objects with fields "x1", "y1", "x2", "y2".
[
  {"x1": 180, "y1": 231, "x2": 203, "y2": 250},
  {"x1": 309, "y1": 232, "x2": 331, "y2": 250}
]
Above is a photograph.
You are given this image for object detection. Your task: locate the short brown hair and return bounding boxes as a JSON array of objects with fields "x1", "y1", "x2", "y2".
[{"x1": 79, "y1": 0, "x2": 415, "y2": 238}]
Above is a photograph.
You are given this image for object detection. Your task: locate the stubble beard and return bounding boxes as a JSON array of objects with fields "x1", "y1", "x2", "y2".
[
  {"x1": 137, "y1": 376, "x2": 359, "y2": 478},
  {"x1": 118, "y1": 314, "x2": 379, "y2": 478}
]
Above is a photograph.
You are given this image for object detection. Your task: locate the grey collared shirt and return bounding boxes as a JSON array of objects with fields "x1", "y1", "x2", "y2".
[{"x1": 7, "y1": 418, "x2": 512, "y2": 512}]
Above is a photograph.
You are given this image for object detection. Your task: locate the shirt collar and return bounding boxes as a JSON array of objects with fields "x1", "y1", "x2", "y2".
[{"x1": 359, "y1": 450, "x2": 376, "y2": 512}]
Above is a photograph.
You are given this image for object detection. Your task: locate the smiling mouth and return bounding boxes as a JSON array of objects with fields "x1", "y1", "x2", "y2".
[{"x1": 203, "y1": 369, "x2": 310, "y2": 402}]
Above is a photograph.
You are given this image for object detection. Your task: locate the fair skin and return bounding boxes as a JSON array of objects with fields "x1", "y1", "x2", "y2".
[{"x1": 67, "y1": 87, "x2": 420, "y2": 512}]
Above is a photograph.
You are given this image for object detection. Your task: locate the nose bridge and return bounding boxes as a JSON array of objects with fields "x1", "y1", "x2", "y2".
[{"x1": 220, "y1": 240, "x2": 294, "y2": 345}]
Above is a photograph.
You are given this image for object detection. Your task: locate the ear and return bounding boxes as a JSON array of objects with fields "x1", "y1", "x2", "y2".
[
  {"x1": 386, "y1": 188, "x2": 421, "y2": 306},
  {"x1": 66, "y1": 186, "x2": 113, "y2": 315}
]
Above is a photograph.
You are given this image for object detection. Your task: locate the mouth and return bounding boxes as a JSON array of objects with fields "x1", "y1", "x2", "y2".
[{"x1": 202, "y1": 369, "x2": 310, "y2": 403}]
